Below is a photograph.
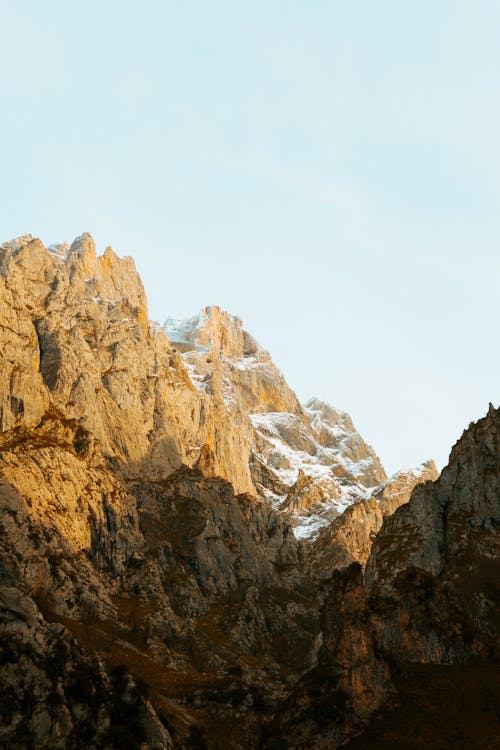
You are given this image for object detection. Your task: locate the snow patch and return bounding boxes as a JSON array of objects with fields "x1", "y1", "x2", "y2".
[{"x1": 48, "y1": 241, "x2": 70, "y2": 261}]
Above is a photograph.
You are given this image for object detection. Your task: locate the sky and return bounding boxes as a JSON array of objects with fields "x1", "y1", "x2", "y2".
[{"x1": 1, "y1": 1, "x2": 499, "y2": 474}]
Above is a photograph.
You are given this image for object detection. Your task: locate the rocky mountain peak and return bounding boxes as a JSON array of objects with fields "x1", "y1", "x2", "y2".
[
  {"x1": 305, "y1": 397, "x2": 356, "y2": 434},
  {"x1": 68, "y1": 230, "x2": 96, "y2": 258},
  {"x1": 0, "y1": 233, "x2": 434, "y2": 539},
  {"x1": 366, "y1": 403, "x2": 500, "y2": 596},
  {"x1": 0, "y1": 232, "x2": 496, "y2": 750},
  {"x1": 164, "y1": 305, "x2": 268, "y2": 362}
]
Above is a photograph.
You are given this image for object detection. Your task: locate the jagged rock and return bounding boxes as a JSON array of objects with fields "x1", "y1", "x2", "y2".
[
  {"x1": 0, "y1": 585, "x2": 175, "y2": 749},
  {"x1": 0, "y1": 235, "x2": 257, "y2": 495},
  {"x1": 0, "y1": 232, "x2": 496, "y2": 750},
  {"x1": 305, "y1": 399, "x2": 386, "y2": 487},
  {"x1": 164, "y1": 308, "x2": 393, "y2": 540},
  {"x1": 0, "y1": 410, "x2": 318, "y2": 748},
  {"x1": 0, "y1": 234, "x2": 433, "y2": 550},
  {"x1": 0, "y1": 235, "x2": 392, "y2": 525},
  {"x1": 365, "y1": 405, "x2": 500, "y2": 664},
  {"x1": 273, "y1": 406, "x2": 499, "y2": 749},
  {"x1": 310, "y1": 461, "x2": 439, "y2": 577},
  {"x1": 265, "y1": 563, "x2": 394, "y2": 749}
]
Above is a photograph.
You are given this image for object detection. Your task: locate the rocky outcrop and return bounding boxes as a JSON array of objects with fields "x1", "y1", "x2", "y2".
[
  {"x1": 1, "y1": 232, "x2": 496, "y2": 749},
  {"x1": 305, "y1": 399, "x2": 386, "y2": 487},
  {"x1": 264, "y1": 563, "x2": 394, "y2": 749},
  {"x1": 0, "y1": 235, "x2": 255, "y2": 494},
  {"x1": 273, "y1": 406, "x2": 499, "y2": 749},
  {"x1": 0, "y1": 586, "x2": 174, "y2": 750},
  {"x1": 165, "y1": 312, "x2": 391, "y2": 540},
  {"x1": 0, "y1": 236, "x2": 389, "y2": 519},
  {"x1": 0, "y1": 409, "x2": 319, "y2": 748},
  {"x1": 310, "y1": 461, "x2": 439, "y2": 577},
  {"x1": 343, "y1": 405, "x2": 500, "y2": 749},
  {"x1": 0, "y1": 234, "x2": 405, "y2": 542},
  {"x1": 365, "y1": 404, "x2": 499, "y2": 664}
]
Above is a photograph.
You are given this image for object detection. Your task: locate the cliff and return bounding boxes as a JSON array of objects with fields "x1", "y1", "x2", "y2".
[
  {"x1": 0, "y1": 233, "x2": 497, "y2": 749},
  {"x1": 0, "y1": 233, "x2": 429, "y2": 555},
  {"x1": 272, "y1": 405, "x2": 500, "y2": 749}
]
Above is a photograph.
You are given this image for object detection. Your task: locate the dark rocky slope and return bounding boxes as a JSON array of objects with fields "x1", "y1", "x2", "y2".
[
  {"x1": 0, "y1": 413, "x2": 319, "y2": 748},
  {"x1": 271, "y1": 405, "x2": 500, "y2": 749},
  {"x1": 1, "y1": 403, "x2": 498, "y2": 748},
  {"x1": 0, "y1": 234, "x2": 498, "y2": 748}
]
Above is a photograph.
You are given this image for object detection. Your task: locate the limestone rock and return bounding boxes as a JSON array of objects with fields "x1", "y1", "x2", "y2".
[
  {"x1": 340, "y1": 405, "x2": 500, "y2": 748},
  {"x1": 165, "y1": 309, "x2": 391, "y2": 540},
  {"x1": 0, "y1": 234, "x2": 396, "y2": 540},
  {"x1": 0, "y1": 236, "x2": 255, "y2": 494},
  {"x1": 270, "y1": 406, "x2": 499, "y2": 749},
  {"x1": 366, "y1": 409, "x2": 499, "y2": 599},
  {"x1": 365, "y1": 405, "x2": 500, "y2": 665},
  {"x1": 0, "y1": 585, "x2": 175, "y2": 749},
  {"x1": 0, "y1": 409, "x2": 318, "y2": 748},
  {"x1": 305, "y1": 398, "x2": 386, "y2": 487},
  {"x1": 2, "y1": 232, "x2": 495, "y2": 750},
  {"x1": 310, "y1": 460, "x2": 439, "y2": 577}
]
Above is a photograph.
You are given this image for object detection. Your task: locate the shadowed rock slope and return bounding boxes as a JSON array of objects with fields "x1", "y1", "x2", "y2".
[
  {"x1": 0, "y1": 233, "x2": 498, "y2": 749},
  {"x1": 270, "y1": 405, "x2": 500, "y2": 749},
  {"x1": 1, "y1": 406, "x2": 497, "y2": 749},
  {"x1": 0, "y1": 413, "x2": 318, "y2": 748},
  {"x1": 309, "y1": 460, "x2": 439, "y2": 577}
]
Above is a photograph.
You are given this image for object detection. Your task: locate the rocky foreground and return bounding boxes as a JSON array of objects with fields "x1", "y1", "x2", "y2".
[{"x1": 0, "y1": 235, "x2": 498, "y2": 749}]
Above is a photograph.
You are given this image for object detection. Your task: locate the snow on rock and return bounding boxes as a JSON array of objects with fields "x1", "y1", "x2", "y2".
[
  {"x1": 164, "y1": 313, "x2": 207, "y2": 351},
  {"x1": 249, "y1": 409, "x2": 381, "y2": 540},
  {"x1": 162, "y1": 307, "x2": 399, "y2": 541},
  {"x1": 0, "y1": 234, "x2": 36, "y2": 253},
  {"x1": 48, "y1": 241, "x2": 70, "y2": 260},
  {"x1": 309, "y1": 459, "x2": 440, "y2": 575},
  {"x1": 305, "y1": 398, "x2": 387, "y2": 486},
  {"x1": 0, "y1": 232, "x2": 437, "y2": 550}
]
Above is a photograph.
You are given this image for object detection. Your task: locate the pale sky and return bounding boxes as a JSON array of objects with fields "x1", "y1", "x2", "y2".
[{"x1": 1, "y1": 1, "x2": 499, "y2": 474}]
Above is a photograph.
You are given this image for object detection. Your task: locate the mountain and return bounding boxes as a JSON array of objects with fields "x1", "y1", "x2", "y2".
[
  {"x1": 272, "y1": 404, "x2": 500, "y2": 749},
  {"x1": 310, "y1": 459, "x2": 438, "y2": 576},
  {"x1": 0, "y1": 234, "x2": 497, "y2": 749},
  {"x1": 0, "y1": 233, "x2": 431, "y2": 551},
  {"x1": 164, "y1": 309, "x2": 389, "y2": 540}
]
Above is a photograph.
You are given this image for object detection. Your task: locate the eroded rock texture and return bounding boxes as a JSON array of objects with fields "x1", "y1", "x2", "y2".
[
  {"x1": 310, "y1": 461, "x2": 439, "y2": 577},
  {"x1": 273, "y1": 406, "x2": 500, "y2": 749},
  {"x1": 0, "y1": 233, "x2": 432, "y2": 555},
  {"x1": 164, "y1": 312, "x2": 389, "y2": 540},
  {"x1": 0, "y1": 234, "x2": 497, "y2": 749},
  {"x1": 0, "y1": 412, "x2": 319, "y2": 748}
]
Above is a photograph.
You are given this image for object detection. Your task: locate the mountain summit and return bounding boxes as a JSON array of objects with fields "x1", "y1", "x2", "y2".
[
  {"x1": 0, "y1": 234, "x2": 495, "y2": 750},
  {"x1": 0, "y1": 234, "x2": 434, "y2": 545}
]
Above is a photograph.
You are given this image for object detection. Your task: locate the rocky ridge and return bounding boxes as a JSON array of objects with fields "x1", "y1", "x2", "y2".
[
  {"x1": 0, "y1": 233, "x2": 497, "y2": 749},
  {"x1": 0, "y1": 234, "x2": 254, "y2": 494},
  {"x1": 163, "y1": 309, "x2": 426, "y2": 542},
  {"x1": 310, "y1": 460, "x2": 439, "y2": 577},
  {"x1": 269, "y1": 405, "x2": 500, "y2": 749},
  {"x1": 0, "y1": 233, "x2": 431, "y2": 552}
]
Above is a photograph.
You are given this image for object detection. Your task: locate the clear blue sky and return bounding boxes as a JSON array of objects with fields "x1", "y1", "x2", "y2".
[{"x1": 1, "y1": 1, "x2": 499, "y2": 473}]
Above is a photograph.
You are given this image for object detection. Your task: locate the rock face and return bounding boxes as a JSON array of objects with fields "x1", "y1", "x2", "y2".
[
  {"x1": 164, "y1": 312, "x2": 392, "y2": 541},
  {"x1": 0, "y1": 235, "x2": 254, "y2": 494},
  {"x1": 348, "y1": 406, "x2": 500, "y2": 749},
  {"x1": 0, "y1": 233, "x2": 424, "y2": 549},
  {"x1": 0, "y1": 585, "x2": 174, "y2": 750},
  {"x1": 310, "y1": 461, "x2": 439, "y2": 577},
  {"x1": 0, "y1": 233, "x2": 497, "y2": 749},
  {"x1": 0, "y1": 412, "x2": 317, "y2": 748},
  {"x1": 273, "y1": 405, "x2": 500, "y2": 749},
  {"x1": 365, "y1": 404, "x2": 500, "y2": 664}
]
